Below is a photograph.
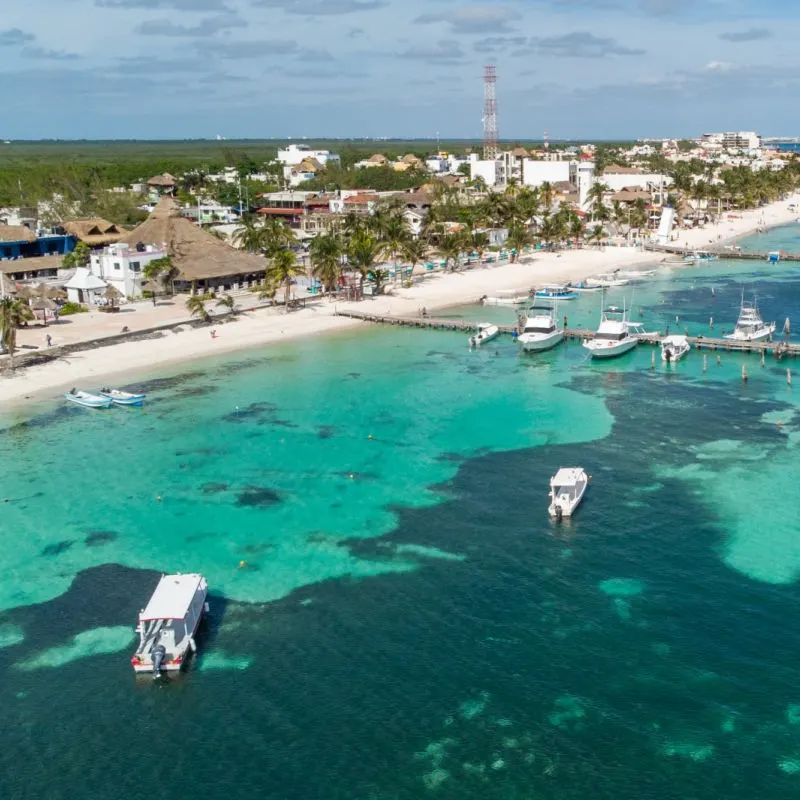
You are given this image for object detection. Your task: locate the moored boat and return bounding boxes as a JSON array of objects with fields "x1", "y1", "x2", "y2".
[
  {"x1": 481, "y1": 289, "x2": 529, "y2": 306},
  {"x1": 725, "y1": 294, "x2": 776, "y2": 342},
  {"x1": 517, "y1": 305, "x2": 564, "y2": 352},
  {"x1": 583, "y1": 305, "x2": 644, "y2": 359},
  {"x1": 548, "y1": 467, "x2": 589, "y2": 520},
  {"x1": 64, "y1": 389, "x2": 113, "y2": 409},
  {"x1": 533, "y1": 284, "x2": 578, "y2": 301},
  {"x1": 98, "y1": 388, "x2": 146, "y2": 406},
  {"x1": 570, "y1": 281, "x2": 603, "y2": 292},
  {"x1": 468, "y1": 323, "x2": 500, "y2": 347},
  {"x1": 661, "y1": 335, "x2": 690, "y2": 363},
  {"x1": 585, "y1": 273, "x2": 630, "y2": 288},
  {"x1": 131, "y1": 573, "x2": 209, "y2": 678}
]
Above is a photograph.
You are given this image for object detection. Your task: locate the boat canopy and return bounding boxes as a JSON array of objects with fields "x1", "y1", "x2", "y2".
[
  {"x1": 551, "y1": 468, "x2": 584, "y2": 487},
  {"x1": 139, "y1": 573, "x2": 204, "y2": 621}
]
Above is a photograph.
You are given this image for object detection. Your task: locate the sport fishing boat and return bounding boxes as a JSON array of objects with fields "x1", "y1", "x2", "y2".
[
  {"x1": 583, "y1": 305, "x2": 644, "y2": 359},
  {"x1": 548, "y1": 467, "x2": 589, "y2": 521},
  {"x1": 725, "y1": 295, "x2": 776, "y2": 343},
  {"x1": 517, "y1": 305, "x2": 563, "y2": 352},
  {"x1": 533, "y1": 284, "x2": 578, "y2": 301},
  {"x1": 468, "y1": 323, "x2": 499, "y2": 347},
  {"x1": 64, "y1": 389, "x2": 113, "y2": 409},
  {"x1": 98, "y1": 388, "x2": 146, "y2": 406},
  {"x1": 661, "y1": 334, "x2": 691, "y2": 363},
  {"x1": 131, "y1": 573, "x2": 209, "y2": 678}
]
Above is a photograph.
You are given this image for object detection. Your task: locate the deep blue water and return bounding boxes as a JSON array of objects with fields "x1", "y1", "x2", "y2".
[{"x1": 2, "y1": 232, "x2": 800, "y2": 798}]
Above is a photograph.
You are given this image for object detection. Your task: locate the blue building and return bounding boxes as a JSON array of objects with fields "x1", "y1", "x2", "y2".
[{"x1": 0, "y1": 225, "x2": 76, "y2": 261}]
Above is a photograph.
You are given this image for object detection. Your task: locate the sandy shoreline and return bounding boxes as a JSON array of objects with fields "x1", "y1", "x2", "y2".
[{"x1": 1, "y1": 197, "x2": 796, "y2": 409}]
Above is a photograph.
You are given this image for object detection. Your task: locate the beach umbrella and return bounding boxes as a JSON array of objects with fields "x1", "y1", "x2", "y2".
[
  {"x1": 104, "y1": 285, "x2": 123, "y2": 309},
  {"x1": 29, "y1": 296, "x2": 57, "y2": 327}
]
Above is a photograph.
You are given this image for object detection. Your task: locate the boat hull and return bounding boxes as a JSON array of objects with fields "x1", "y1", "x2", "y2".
[
  {"x1": 519, "y1": 330, "x2": 564, "y2": 352},
  {"x1": 725, "y1": 328, "x2": 775, "y2": 343},
  {"x1": 661, "y1": 347, "x2": 689, "y2": 362},
  {"x1": 105, "y1": 395, "x2": 145, "y2": 406},
  {"x1": 534, "y1": 292, "x2": 578, "y2": 301},
  {"x1": 583, "y1": 338, "x2": 638, "y2": 359},
  {"x1": 64, "y1": 394, "x2": 113, "y2": 409}
]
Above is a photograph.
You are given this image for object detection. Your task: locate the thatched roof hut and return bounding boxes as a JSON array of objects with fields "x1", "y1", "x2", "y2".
[
  {"x1": 0, "y1": 225, "x2": 37, "y2": 244},
  {"x1": 62, "y1": 218, "x2": 127, "y2": 246},
  {"x1": 120, "y1": 198, "x2": 266, "y2": 283},
  {"x1": 147, "y1": 173, "x2": 177, "y2": 188}
]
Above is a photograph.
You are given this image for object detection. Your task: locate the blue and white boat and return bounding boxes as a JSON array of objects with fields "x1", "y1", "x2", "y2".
[
  {"x1": 534, "y1": 284, "x2": 578, "y2": 301},
  {"x1": 685, "y1": 251, "x2": 718, "y2": 263},
  {"x1": 65, "y1": 389, "x2": 113, "y2": 409},
  {"x1": 98, "y1": 388, "x2": 146, "y2": 406}
]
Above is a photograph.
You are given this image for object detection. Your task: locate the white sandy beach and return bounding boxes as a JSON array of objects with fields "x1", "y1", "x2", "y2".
[{"x1": 1, "y1": 197, "x2": 796, "y2": 408}]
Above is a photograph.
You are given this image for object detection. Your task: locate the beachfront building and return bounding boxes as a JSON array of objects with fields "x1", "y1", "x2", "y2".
[
  {"x1": 0, "y1": 225, "x2": 75, "y2": 261},
  {"x1": 60, "y1": 218, "x2": 127, "y2": 248},
  {"x1": 88, "y1": 242, "x2": 167, "y2": 299},
  {"x1": 64, "y1": 267, "x2": 107, "y2": 304},
  {"x1": 601, "y1": 165, "x2": 672, "y2": 193},
  {"x1": 119, "y1": 198, "x2": 268, "y2": 295}
]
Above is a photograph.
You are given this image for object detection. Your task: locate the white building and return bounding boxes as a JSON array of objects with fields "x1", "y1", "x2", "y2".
[
  {"x1": 64, "y1": 268, "x2": 108, "y2": 305},
  {"x1": 522, "y1": 160, "x2": 570, "y2": 187},
  {"x1": 277, "y1": 144, "x2": 340, "y2": 168},
  {"x1": 601, "y1": 165, "x2": 671, "y2": 192},
  {"x1": 700, "y1": 131, "x2": 761, "y2": 151},
  {"x1": 89, "y1": 242, "x2": 168, "y2": 299}
]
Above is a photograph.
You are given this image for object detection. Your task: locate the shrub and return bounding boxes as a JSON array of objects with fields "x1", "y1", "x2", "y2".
[{"x1": 58, "y1": 302, "x2": 88, "y2": 316}]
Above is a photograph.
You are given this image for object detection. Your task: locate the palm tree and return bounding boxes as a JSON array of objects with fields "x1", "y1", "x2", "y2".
[
  {"x1": 569, "y1": 216, "x2": 586, "y2": 245},
  {"x1": 143, "y1": 256, "x2": 176, "y2": 305},
  {"x1": 372, "y1": 269, "x2": 390, "y2": 296},
  {"x1": 470, "y1": 231, "x2": 490, "y2": 264},
  {"x1": 347, "y1": 231, "x2": 382, "y2": 295},
  {"x1": 267, "y1": 249, "x2": 304, "y2": 311},
  {"x1": 261, "y1": 217, "x2": 296, "y2": 256},
  {"x1": 400, "y1": 237, "x2": 428, "y2": 276},
  {"x1": 587, "y1": 182, "x2": 609, "y2": 219},
  {"x1": 0, "y1": 297, "x2": 34, "y2": 368},
  {"x1": 186, "y1": 294, "x2": 209, "y2": 322},
  {"x1": 539, "y1": 181, "x2": 555, "y2": 212},
  {"x1": 232, "y1": 217, "x2": 263, "y2": 253},
  {"x1": 380, "y1": 216, "x2": 411, "y2": 279},
  {"x1": 506, "y1": 224, "x2": 531, "y2": 262},
  {"x1": 438, "y1": 233, "x2": 464, "y2": 272},
  {"x1": 589, "y1": 224, "x2": 606, "y2": 249},
  {"x1": 216, "y1": 293, "x2": 240, "y2": 315},
  {"x1": 310, "y1": 233, "x2": 343, "y2": 296}
]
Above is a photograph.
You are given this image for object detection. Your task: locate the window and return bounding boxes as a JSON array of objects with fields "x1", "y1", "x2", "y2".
[
  {"x1": 130, "y1": 262, "x2": 141, "y2": 272},
  {"x1": 114, "y1": 262, "x2": 121, "y2": 271}
]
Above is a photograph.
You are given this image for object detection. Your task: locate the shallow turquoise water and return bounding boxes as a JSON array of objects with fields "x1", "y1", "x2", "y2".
[{"x1": 2, "y1": 230, "x2": 800, "y2": 798}]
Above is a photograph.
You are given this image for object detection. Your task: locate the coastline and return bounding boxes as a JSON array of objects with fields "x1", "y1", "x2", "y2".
[{"x1": 1, "y1": 197, "x2": 796, "y2": 410}]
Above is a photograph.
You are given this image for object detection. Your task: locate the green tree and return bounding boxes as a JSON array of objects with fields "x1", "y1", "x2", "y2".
[
  {"x1": 0, "y1": 297, "x2": 34, "y2": 369},
  {"x1": 61, "y1": 241, "x2": 91, "y2": 270},
  {"x1": 186, "y1": 294, "x2": 210, "y2": 322},
  {"x1": 506, "y1": 224, "x2": 531, "y2": 262},
  {"x1": 310, "y1": 233, "x2": 343, "y2": 295},
  {"x1": 216, "y1": 293, "x2": 240, "y2": 315},
  {"x1": 143, "y1": 255, "x2": 178, "y2": 304},
  {"x1": 232, "y1": 217, "x2": 263, "y2": 253},
  {"x1": 470, "y1": 231, "x2": 489, "y2": 264},
  {"x1": 372, "y1": 269, "x2": 390, "y2": 296},
  {"x1": 438, "y1": 233, "x2": 465, "y2": 272},
  {"x1": 267, "y1": 249, "x2": 305, "y2": 311},
  {"x1": 400, "y1": 237, "x2": 428, "y2": 276},
  {"x1": 347, "y1": 231, "x2": 382, "y2": 294}
]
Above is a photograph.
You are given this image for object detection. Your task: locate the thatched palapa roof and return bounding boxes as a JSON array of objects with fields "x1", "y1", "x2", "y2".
[
  {"x1": 62, "y1": 218, "x2": 127, "y2": 246},
  {"x1": 147, "y1": 173, "x2": 177, "y2": 187},
  {"x1": 0, "y1": 225, "x2": 37, "y2": 244},
  {"x1": 120, "y1": 198, "x2": 266, "y2": 282}
]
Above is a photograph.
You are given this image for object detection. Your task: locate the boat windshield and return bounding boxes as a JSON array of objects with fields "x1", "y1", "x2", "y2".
[
  {"x1": 594, "y1": 331, "x2": 628, "y2": 341},
  {"x1": 524, "y1": 323, "x2": 555, "y2": 334}
]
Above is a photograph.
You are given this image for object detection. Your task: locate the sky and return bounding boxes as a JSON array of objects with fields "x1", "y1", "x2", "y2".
[{"x1": 0, "y1": 0, "x2": 797, "y2": 140}]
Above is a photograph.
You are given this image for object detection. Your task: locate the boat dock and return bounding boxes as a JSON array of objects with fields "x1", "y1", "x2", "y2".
[
  {"x1": 645, "y1": 243, "x2": 800, "y2": 262},
  {"x1": 335, "y1": 310, "x2": 800, "y2": 358}
]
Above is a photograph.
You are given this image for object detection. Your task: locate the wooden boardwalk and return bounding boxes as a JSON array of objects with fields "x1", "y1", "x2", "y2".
[
  {"x1": 645, "y1": 243, "x2": 800, "y2": 262},
  {"x1": 335, "y1": 310, "x2": 800, "y2": 358}
]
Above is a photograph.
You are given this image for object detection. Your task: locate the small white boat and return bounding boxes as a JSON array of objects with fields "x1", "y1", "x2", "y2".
[
  {"x1": 725, "y1": 294, "x2": 776, "y2": 343},
  {"x1": 585, "y1": 273, "x2": 630, "y2": 288},
  {"x1": 469, "y1": 323, "x2": 499, "y2": 347},
  {"x1": 583, "y1": 305, "x2": 644, "y2": 359},
  {"x1": 661, "y1": 335, "x2": 690, "y2": 363},
  {"x1": 64, "y1": 389, "x2": 113, "y2": 409},
  {"x1": 517, "y1": 305, "x2": 564, "y2": 352},
  {"x1": 481, "y1": 289, "x2": 529, "y2": 306},
  {"x1": 570, "y1": 281, "x2": 603, "y2": 292},
  {"x1": 98, "y1": 387, "x2": 146, "y2": 406},
  {"x1": 685, "y1": 251, "x2": 718, "y2": 263},
  {"x1": 618, "y1": 269, "x2": 657, "y2": 279},
  {"x1": 131, "y1": 573, "x2": 208, "y2": 678},
  {"x1": 548, "y1": 467, "x2": 589, "y2": 520}
]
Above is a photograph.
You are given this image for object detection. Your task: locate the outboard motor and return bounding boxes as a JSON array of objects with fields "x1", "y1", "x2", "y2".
[
  {"x1": 555, "y1": 505, "x2": 563, "y2": 523},
  {"x1": 152, "y1": 644, "x2": 166, "y2": 679}
]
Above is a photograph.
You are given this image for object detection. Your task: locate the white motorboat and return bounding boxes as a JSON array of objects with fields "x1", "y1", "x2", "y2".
[
  {"x1": 583, "y1": 305, "x2": 644, "y2": 359},
  {"x1": 585, "y1": 273, "x2": 630, "y2": 288},
  {"x1": 469, "y1": 323, "x2": 499, "y2": 347},
  {"x1": 131, "y1": 573, "x2": 208, "y2": 678},
  {"x1": 517, "y1": 305, "x2": 564, "y2": 352},
  {"x1": 64, "y1": 389, "x2": 113, "y2": 409},
  {"x1": 661, "y1": 335, "x2": 690, "y2": 363},
  {"x1": 98, "y1": 387, "x2": 146, "y2": 406},
  {"x1": 618, "y1": 269, "x2": 657, "y2": 279},
  {"x1": 725, "y1": 295, "x2": 776, "y2": 343},
  {"x1": 548, "y1": 467, "x2": 589, "y2": 520},
  {"x1": 481, "y1": 289, "x2": 529, "y2": 306}
]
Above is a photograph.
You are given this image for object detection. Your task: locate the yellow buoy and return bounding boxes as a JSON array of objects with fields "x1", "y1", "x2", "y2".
[{"x1": 238, "y1": 560, "x2": 247, "y2": 569}]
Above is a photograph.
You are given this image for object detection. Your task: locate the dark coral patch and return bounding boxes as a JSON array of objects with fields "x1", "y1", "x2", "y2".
[
  {"x1": 84, "y1": 531, "x2": 118, "y2": 547},
  {"x1": 235, "y1": 486, "x2": 283, "y2": 508},
  {"x1": 41, "y1": 540, "x2": 75, "y2": 557}
]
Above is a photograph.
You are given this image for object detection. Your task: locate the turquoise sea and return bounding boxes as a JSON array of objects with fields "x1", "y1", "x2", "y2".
[{"x1": 3, "y1": 226, "x2": 800, "y2": 798}]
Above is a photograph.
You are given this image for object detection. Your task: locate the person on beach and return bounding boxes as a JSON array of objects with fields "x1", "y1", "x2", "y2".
[{"x1": 46, "y1": 334, "x2": 52, "y2": 348}]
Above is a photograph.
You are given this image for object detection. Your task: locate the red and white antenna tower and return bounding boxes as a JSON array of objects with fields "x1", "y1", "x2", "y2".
[
  {"x1": 543, "y1": 129, "x2": 550, "y2": 150},
  {"x1": 482, "y1": 64, "x2": 498, "y2": 159}
]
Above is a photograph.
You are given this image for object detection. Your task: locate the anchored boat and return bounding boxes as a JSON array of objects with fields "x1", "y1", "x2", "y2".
[
  {"x1": 517, "y1": 304, "x2": 564, "y2": 352},
  {"x1": 583, "y1": 305, "x2": 645, "y2": 359},
  {"x1": 548, "y1": 467, "x2": 589, "y2": 521},
  {"x1": 131, "y1": 573, "x2": 208, "y2": 678},
  {"x1": 725, "y1": 295, "x2": 776, "y2": 343},
  {"x1": 481, "y1": 289, "x2": 529, "y2": 306},
  {"x1": 661, "y1": 335, "x2": 690, "y2": 363},
  {"x1": 64, "y1": 389, "x2": 113, "y2": 409},
  {"x1": 468, "y1": 323, "x2": 500, "y2": 347},
  {"x1": 533, "y1": 284, "x2": 578, "y2": 301},
  {"x1": 98, "y1": 388, "x2": 146, "y2": 406}
]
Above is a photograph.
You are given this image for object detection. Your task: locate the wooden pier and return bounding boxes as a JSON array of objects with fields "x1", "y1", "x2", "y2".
[
  {"x1": 644, "y1": 243, "x2": 800, "y2": 262},
  {"x1": 335, "y1": 310, "x2": 800, "y2": 358}
]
